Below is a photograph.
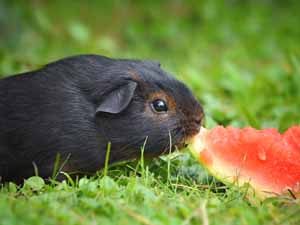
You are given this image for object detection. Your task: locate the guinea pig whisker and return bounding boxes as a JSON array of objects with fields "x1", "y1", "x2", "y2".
[{"x1": 180, "y1": 125, "x2": 187, "y2": 146}]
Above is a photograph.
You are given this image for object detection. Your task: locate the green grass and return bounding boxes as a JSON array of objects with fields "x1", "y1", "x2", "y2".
[{"x1": 1, "y1": 1, "x2": 300, "y2": 224}]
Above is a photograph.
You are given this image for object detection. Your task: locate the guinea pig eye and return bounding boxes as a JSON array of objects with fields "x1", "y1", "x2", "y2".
[{"x1": 151, "y1": 99, "x2": 168, "y2": 113}]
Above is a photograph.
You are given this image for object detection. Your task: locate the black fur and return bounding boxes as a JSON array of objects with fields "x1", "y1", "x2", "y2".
[{"x1": 0, "y1": 55, "x2": 203, "y2": 183}]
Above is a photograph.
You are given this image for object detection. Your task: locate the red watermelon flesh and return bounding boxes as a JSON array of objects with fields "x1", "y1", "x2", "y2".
[{"x1": 191, "y1": 126, "x2": 300, "y2": 198}]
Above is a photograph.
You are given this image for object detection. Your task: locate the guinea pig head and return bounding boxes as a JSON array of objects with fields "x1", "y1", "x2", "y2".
[{"x1": 94, "y1": 60, "x2": 204, "y2": 162}]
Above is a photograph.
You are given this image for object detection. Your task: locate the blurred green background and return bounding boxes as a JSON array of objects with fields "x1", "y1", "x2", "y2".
[
  {"x1": 1, "y1": 1, "x2": 300, "y2": 224},
  {"x1": 1, "y1": 0, "x2": 300, "y2": 131}
]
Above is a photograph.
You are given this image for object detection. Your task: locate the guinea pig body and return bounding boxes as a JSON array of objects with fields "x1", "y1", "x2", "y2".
[{"x1": 0, "y1": 55, "x2": 203, "y2": 183}]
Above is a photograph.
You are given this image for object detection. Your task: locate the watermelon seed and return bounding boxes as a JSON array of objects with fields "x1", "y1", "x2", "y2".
[
  {"x1": 258, "y1": 149, "x2": 266, "y2": 161},
  {"x1": 287, "y1": 189, "x2": 297, "y2": 200}
]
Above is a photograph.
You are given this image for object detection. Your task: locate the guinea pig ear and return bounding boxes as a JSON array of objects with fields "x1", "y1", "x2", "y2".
[{"x1": 96, "y1": 82, "x2": 137, "y2": 114}]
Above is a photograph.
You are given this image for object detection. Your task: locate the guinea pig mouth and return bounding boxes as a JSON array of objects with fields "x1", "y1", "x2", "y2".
[
  {"x1": 174, "y1": 142, "x2": 189, "y2": 150},
  {"x1": 159, "y1": 125, "x2": 201, "y2": 155},
  {"x1": 170, "y1": 129, "x2": 201, "y2": 153},
  {"x1": 160, "y1": 142, "x2": 188, "y2": 155}
]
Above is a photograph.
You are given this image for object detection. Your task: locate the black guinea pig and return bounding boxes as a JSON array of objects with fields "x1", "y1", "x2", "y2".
[{"x1": 0, "y1": 55, "x2": 204, "y2": 183}]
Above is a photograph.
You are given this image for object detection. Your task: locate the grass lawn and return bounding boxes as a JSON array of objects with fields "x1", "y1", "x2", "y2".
[{"x1": 0, "y1": 1, "x2": 300, "y2": 224}]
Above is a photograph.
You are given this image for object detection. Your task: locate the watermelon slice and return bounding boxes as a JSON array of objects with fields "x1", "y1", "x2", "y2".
[{"x1": 190, "y1": 126, "x2": 300, "y2": 199}]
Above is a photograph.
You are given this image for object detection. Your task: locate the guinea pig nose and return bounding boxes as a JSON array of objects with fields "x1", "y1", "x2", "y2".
[
  {"x1": 195, "y1": 118, "x2": 202, "y2": 125},
  {"x1": 194, "y1": 116, "x2": 202, "y2": 126}
]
